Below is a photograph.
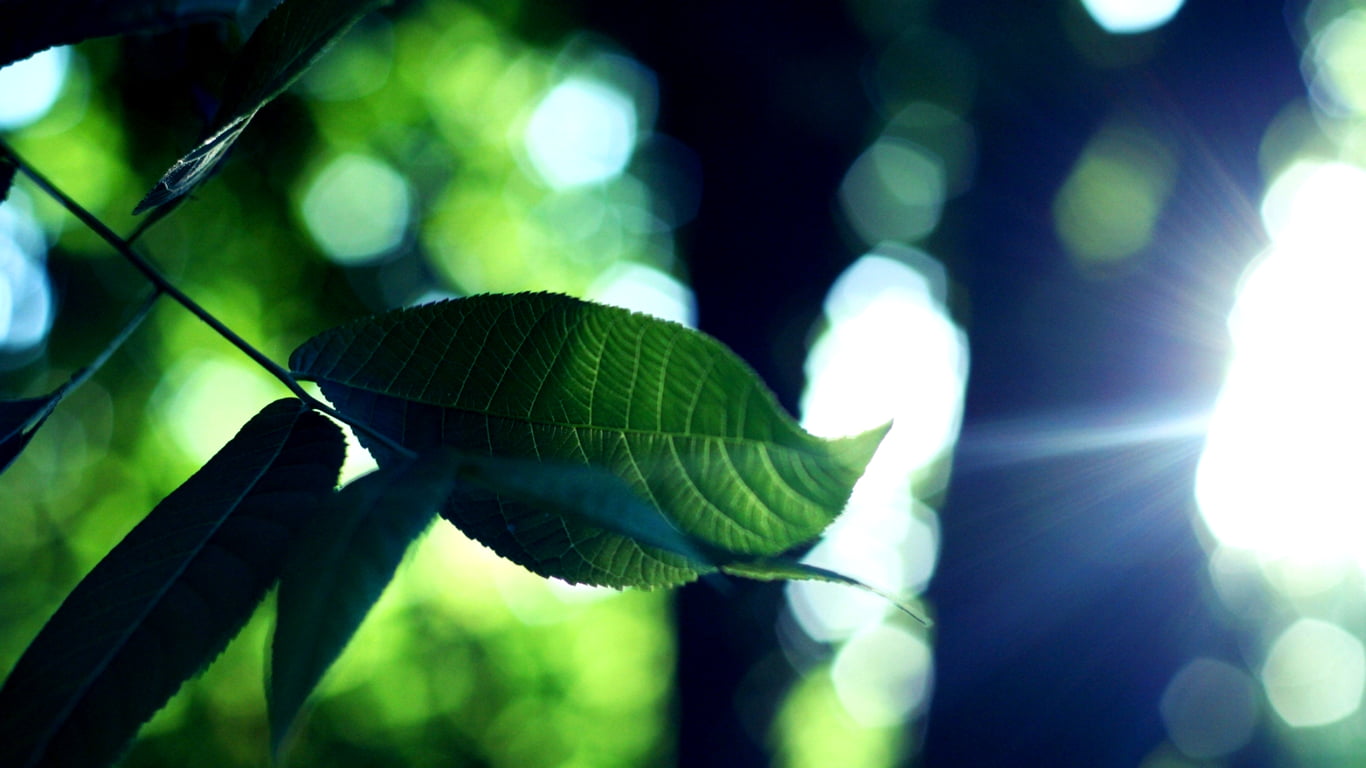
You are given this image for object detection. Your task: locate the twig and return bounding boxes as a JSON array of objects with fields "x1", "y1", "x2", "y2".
[{"x1": 1, "y1": 141, "x2": 416, "y2": 461}]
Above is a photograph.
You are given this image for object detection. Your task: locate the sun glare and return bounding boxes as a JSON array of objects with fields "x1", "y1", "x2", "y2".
[{"x1": 1196, "y1": 160, "x2": 1366, "y2": 562}]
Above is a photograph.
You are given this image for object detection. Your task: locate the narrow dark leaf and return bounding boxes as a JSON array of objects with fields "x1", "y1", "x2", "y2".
[
  {"x1": 270, "y1": 450, "x2": 456, "y2": 757},
  {"x1": 0, "y1": 398, "x2": 344, "y2": 768},
  {"x1": 1, "y1": 154, "x2": 16, "y2": 202},
  {"x1": 0, "y1": 0, "x2": 244, "y2": 69},
  {"x1": 0, "y1": 290, "x2": 159, "y2": 478},
  {"x1": 132, "y1": 115, "x2": 251, "y2": 214},
  {"x1": 0, "y1": 396, "x2": 56, "y2": 475},
  {"x1": 291, "y1": 293, "x2": 888, "y2": 589},
  {"x1": 136, "y1": 0, "x2": 388, "y2": 213}
]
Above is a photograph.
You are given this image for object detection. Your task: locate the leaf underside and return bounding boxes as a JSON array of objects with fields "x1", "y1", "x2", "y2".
[
  {"x1": 135, "y1": 0, "x2": 389, "y2": 214},
  {"x1": 291, "y1": 292, "x2": 887, "y2": 589},
  {"x1": 0, "y1": 398, "x2": 344, "y2": 768}
]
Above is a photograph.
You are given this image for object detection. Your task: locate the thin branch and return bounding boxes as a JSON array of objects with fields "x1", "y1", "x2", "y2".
[{"x1": 1, "y1": 141, "x2": 416, "y2": 461}]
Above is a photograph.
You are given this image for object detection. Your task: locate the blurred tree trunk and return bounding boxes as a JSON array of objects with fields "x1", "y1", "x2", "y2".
[
  {"x1": 920, "y1": 4, "x2": 1299, "y2": 766},
  {"x1": 558, "y1": 2, "x2": 871, "y2": 765}
]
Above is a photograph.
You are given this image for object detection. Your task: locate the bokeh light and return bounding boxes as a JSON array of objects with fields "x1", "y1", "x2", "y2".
[
  {"x1": 0, "y1": 188, "x2": 54, "y2": 354},
  {"x1": 1307, "y1": 9, "x2": 1366, "y2": 116},
  {"x1": 1159, "y1": 658, "x2": 1259, "y2": 759},
  {"x1": 830, "y1": 623, "x2": 934, "y2": 727},
  {"x1": 152, "y1": 355, "x2": 286, "y2": 464},
  {"x1": 299, "y1": 153, "x2": 411, "y2": 265},
  {"x1": 1053, "y1": 121, "x2": 1177, "y2": 267},
  {"x1": 839, "y1": 139, "x2": 946, "y2": 245},
  {"x1": 587, "y1": 261, "x2": 696, "y2": 326},
  {"x1": 0, "y1": 46, "x2": 70, "y2": 129},
  {"x1": 789, "y1": 245, "x2": 965, "y2": 734},
  {"x1": 1080, "y1": 0, "x2": 1186, "y2": 35},
  {"x1": 1262, "y1": 619, "x2": 1365, "y2": 728},
  {"x1": 524, "y1": 77, "x2": 639, "y2": 190},
  {"x1": 1195, "y1": 160, "x2": 1366, "y2": 561}
]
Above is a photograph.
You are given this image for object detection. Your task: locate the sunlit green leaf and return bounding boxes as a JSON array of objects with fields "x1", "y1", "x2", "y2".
[
  {"x1": 290, "y1": 293, "x2": 887, "y2": 589},
  {"x1": 0, "y1": 398, "x2": 344, "y2": 768},
  {"x1": 135, "y1": 0, "x2": 389, "y2": 213},
  {"x1": 269, "y1": 449, "x2": 456, "y2": 757},
  {"x1": 0, "y1": 0, "x2": 244, "y2": 70}
]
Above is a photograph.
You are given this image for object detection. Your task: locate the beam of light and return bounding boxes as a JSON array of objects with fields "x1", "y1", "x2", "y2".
[
  {"x1": 954, "y1": 403, "x2": 1211, "y2": 471},
  {"x1": 1195, "y1": 160, "x2": 1366, "y2": 563}
]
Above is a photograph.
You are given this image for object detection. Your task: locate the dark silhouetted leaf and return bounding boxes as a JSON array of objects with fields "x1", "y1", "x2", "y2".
[
  {"x1": 0, "y1": 0, "x2": 244, "y2": 70},
  {"x1": 1, "y1": 154, "x2": 16, "y2": 202},
  {"x1": 0, "y1": 396, "x2": 56, "y2": 475},
  {"x1": 132, "y1": 115, "x2": 250, "y2": 214},
  {"x1": 0, "y1": 398, "x2": 344, "y2": 768},
  {"x1": 290, "y1": 293, "x2": 887, "y2": 589},
  {"x1": 269, "y1": 449, "x2": 456, "y2": 757},
  {"x1": 0, "y1": 291, "x2": 159, "y2": 478},
  {"x1": 135, "y1": 0, "x2": 388, "y2": 213}
]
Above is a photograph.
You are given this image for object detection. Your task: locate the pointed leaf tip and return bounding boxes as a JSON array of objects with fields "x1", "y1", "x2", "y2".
[{"x1": 136, "y1": 0, "x2": 390, "y2": 213}]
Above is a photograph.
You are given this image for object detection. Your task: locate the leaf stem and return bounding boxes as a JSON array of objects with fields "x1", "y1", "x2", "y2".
[{"x1": 1, "y1": 141, "x2": 415, "y2": 460}]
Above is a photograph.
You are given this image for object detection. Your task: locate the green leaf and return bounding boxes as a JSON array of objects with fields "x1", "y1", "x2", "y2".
[
  {"x1": 0, "y1": 0, "x2": 244, "y2": 70},
  {"x1": 290, "y1": 293, "x2": 887, "y2": 589},
  {"x1": 0, "y1": 398, "x2": 344, "y2": 768},
  {"x1": 269, "y1": 449, "x2": 456, "y2": 757},
  {"x1": 135, "y1": 0, "x2": 389, "y2": 214},
  {"x1": 454, "y1": 455, "x2": 727, "y2": 570},
  {"x1": 460, "y1": 454, "x2": 928, "y2": 624}
]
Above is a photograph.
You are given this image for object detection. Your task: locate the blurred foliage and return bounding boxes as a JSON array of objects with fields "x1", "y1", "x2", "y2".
[{"x1": 0, "y1": 2, "x2": 684, "y2": 766}]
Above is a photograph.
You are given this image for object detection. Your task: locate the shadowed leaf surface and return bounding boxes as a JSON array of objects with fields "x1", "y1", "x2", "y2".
[
  {"x1": 269, "y1": 449, "x2": 456, "y2": 756},
  {"x1": 290, "y1": 293, "x2": 886, "y2": 589},
  {"x1": 0, "y1": 398, "x2": 344, "y2": 768},
  {"x1": 0, "y1": 0, "x2": 244, "y2": 70},
  {"x1": 135, "y1": 0, "x2": 388, "y2": 213}
]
